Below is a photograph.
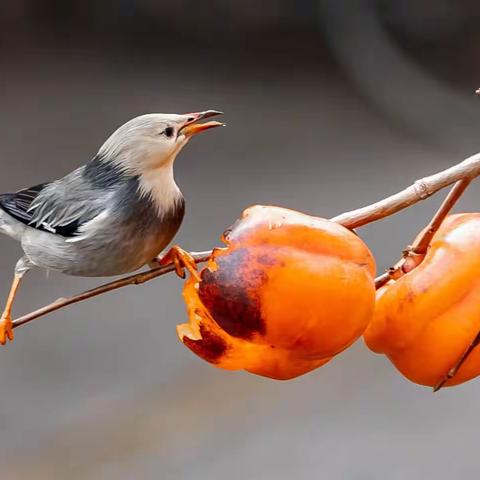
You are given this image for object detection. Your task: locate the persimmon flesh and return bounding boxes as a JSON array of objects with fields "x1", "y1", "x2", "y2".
[
  {"x1": 178, "y1": 205, "x2": 376, "y2": 380},
  {"x1": 365, "y1": 213, "x2": 480, "y2": 388}
]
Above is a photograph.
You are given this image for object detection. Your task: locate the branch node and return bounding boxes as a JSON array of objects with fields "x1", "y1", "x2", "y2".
[{"x1": 413, "y1": 179, "x2": 431, "y2": 199}]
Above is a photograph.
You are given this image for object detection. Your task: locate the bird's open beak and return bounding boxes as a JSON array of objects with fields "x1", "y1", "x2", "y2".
[{"x1": 180, "y1": 110, "x2": 224, "y2": 137}]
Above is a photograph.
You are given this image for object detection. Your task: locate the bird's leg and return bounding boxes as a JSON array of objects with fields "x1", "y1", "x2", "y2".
[
  {"x1": 0, "y1": 275, "x2": 22, "y2": 345},
  {"x1": 0, "y1": 257, "x2": 31, "y2": 345},
  {"x1": 154, "y1": 246, "x2": 201, "y2": 281}
]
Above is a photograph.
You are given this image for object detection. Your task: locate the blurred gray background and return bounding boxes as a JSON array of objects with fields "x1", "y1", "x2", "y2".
[{"x1": 1, "y1": 0, "x2": 480, "y2": 478}]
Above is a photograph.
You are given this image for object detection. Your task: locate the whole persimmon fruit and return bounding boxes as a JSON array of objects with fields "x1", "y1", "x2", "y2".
[
  {"x1": 364, "y1": 213, "x2": 480, "y2": 388},
  {"x1": 178, "y1": 205, "x2": 376, "y2": 380}
]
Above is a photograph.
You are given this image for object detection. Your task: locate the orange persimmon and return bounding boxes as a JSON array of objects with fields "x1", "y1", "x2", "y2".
[
  {"x1": 364, "y1": 213, "x2": 480, "y2": 388},
  {"x1": 178, "y1": 205, "x2": 376, "y2": 380}
]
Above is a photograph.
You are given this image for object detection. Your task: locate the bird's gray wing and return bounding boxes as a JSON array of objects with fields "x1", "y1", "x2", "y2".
[
  {"x1": 0, "y1": 183, "x2": 50, "y2": 226},
  {"x1": 0, "y1": 167, "x2": 109, "y2": 238}
]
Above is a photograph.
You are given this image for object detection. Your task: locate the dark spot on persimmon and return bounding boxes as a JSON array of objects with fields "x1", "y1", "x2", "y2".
[
  {"x1": 257, "y1": 253, "x2": 278, "y2": 266},
  {"x1": 199, "y1": 248, "x2": 268, "y2": 340},
  {"x1": 183, "y1": 325, "x2": 228, "y2": 364}
]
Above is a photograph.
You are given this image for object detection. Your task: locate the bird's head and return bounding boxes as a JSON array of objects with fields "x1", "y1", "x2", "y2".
[{"x1": 98, "y1": 110, "x2": 224, "y2": 174}]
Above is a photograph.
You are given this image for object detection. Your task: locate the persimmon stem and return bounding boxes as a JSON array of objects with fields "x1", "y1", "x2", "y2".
[
  {"x1": 374, "y1": 178, "x2": 472, "y2": 289},
  {"x1": 10, "y1": 152, "x2": 480, "y2": 332}
]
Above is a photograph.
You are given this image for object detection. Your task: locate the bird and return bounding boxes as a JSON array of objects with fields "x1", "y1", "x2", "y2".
[{"x1": 0, "y1": 110, "x2": 224, "y2": 344}]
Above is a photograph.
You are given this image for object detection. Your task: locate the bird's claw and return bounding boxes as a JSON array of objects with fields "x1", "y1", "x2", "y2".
[
  {"x1": 156, "y1": 246, "x2": 200, "y2": 281},
  {"x1": 0, "y1": 314, "x2": 14, "y2": 345}
]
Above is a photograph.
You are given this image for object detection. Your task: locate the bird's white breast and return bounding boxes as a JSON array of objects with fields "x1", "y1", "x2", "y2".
[{"x1": 138, "y1": 164, "x2": 183, "y2": 218}]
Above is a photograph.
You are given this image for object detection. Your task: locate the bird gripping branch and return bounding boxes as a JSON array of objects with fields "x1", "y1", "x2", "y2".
[{"x1": 0, "y1": 110, "x2": 224, "y2": 344}]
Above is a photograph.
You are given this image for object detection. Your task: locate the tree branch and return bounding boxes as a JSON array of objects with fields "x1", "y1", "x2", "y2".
[
  {"x1": 330, "y1": 152, "x2": 480, "y2": 228},
  {"x1": 12, "y1": 251, "x2": 212, "y2": 329},
  {"x1": 11, "y1": 152, "x2": 480, "y2": 330}
]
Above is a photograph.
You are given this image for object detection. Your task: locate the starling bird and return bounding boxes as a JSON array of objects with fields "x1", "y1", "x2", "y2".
[{"x1": 0, "y1": 110, "x2": 223, "y2": 344}]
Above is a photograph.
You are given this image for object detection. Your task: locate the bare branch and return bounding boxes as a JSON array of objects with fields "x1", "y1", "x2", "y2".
[
  {"x1": 331, "y1": 153, "x2": 480, "y2": 228},
  {"x1": 12, "y1": 251, "x2": 212, "y2": 329}
]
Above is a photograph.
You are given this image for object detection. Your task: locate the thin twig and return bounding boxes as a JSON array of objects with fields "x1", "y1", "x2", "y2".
[
  {"x1": 331, "y1": 153, "x2": 480, "y2": 229},
  {"x1": 11, "y1": 153, "x2": 480, "y2": 331},
  {"x1": 412, "y1": 178, "x2": 472, "y2": 255},
  {"x1": 374, "y1": 178, "x2": 472, "y2": 289},
  {"x1": 12, "y1": 251, "x2": 212, "y2": 329},
  {"x1": 433, "y1": 331, "x2": 480, "y2": 392},
  {"x1": 373, "y1": 272, "x2": 390, "y2": 290}
]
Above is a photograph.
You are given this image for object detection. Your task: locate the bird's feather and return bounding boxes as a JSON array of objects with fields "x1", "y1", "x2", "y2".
[
  {"x1": 0, "y1": 184, "x2": 48, "y2": 225},
  {"x1": 0, "y1": 165, "x2": 113, "y2": 238}
]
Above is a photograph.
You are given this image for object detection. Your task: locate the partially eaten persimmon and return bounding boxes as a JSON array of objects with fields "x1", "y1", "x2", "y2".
[
  {"x1": 178, "y1": 205, "x2": 376, "y2": 380},
  {"x1": 364, "y1": 213, "x2": 480, "y2": 388}
]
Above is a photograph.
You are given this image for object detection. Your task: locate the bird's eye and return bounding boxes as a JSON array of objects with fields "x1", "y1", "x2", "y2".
[{"x1": 163, "y1": 127, "x2": 174, "y2": 138}]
